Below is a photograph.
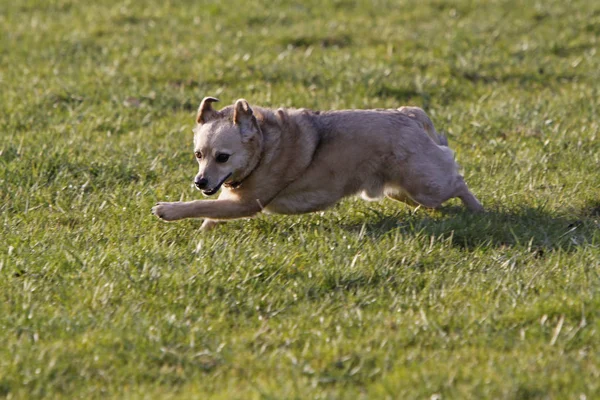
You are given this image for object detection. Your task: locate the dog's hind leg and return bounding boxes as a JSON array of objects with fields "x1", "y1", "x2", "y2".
[
  {"x1": 385, "y1": 188, "x2": 419, "y2": 207},
  {"x1": 407, "y1": 176, "x2": 483, "y2": 212},
  {"x1": 386, "y1": 172, "x2": 483, "y2": 212},
  {"x1": 451, "y1": 177, "x2": 484, "y2": 212}
]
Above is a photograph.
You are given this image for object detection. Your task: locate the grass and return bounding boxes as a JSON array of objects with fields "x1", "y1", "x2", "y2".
[{"x1": 1, "y1": 0, "x2": 599, "y2": 398}]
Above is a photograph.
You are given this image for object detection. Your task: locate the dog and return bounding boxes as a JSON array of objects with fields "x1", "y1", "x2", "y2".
[{"x1": 152, "y1": 97, "x2": 483, "y2": 230}]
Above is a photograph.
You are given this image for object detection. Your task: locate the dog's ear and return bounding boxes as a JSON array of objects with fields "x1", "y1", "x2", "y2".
[
  {"x1": 196, "y1": 97, "x2": 219, "y2": 124},
  {"x1": 233, "y1": 99, "x2": 258, "y2": 141}
]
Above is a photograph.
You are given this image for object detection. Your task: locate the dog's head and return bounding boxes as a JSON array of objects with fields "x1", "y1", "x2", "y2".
[{"x1": 191, "y1": 97, "x2": 263, "y2": 196}]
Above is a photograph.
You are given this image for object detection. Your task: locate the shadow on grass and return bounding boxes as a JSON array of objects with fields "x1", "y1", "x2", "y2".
[{"x1": 341, "y1": 202, "x2": 599, "y2": 253}]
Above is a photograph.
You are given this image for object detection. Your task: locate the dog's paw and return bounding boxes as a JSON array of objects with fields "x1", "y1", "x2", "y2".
[{"x1": 152, "y1": 202, "x2": 186, "y2": 221}]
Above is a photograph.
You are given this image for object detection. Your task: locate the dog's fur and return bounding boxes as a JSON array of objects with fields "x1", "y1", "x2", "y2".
[{"x1": 152, "y1": 97, "x2": 483, "y2": 229}]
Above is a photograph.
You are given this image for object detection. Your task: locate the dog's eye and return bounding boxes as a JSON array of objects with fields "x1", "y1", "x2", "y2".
[
  {"x1": 216, "y1": 153, "x2": 230, "y2": 163},
  {"x1": 194, "y1": 151, "x2": 202, "y2": 159}
]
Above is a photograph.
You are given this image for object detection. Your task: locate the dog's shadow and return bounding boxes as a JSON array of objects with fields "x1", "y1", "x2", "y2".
[{"x1": 339, "y1": 201, "x2": 600, "y2": 253}]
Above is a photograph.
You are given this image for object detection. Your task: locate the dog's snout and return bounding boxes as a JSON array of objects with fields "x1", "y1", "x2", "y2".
[{"x1": 195, "y1": 178, "x2": 208, "y2": 190}]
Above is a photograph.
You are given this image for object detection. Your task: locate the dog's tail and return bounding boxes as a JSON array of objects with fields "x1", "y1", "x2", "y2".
[{"x1": 397, "y1": 106, "x2": 448, "y2": 146}]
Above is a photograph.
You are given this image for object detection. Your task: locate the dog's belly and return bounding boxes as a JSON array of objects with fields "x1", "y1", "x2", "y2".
[
  {"x1": 359, "y1": 179, "x2": 386, "y2": 200},
  {"x1": 263, "y1": 178, "x2": 390, "y2": 214},
  {"x1": 263, "y1": 190, "x2": 342, "y2": 215}
]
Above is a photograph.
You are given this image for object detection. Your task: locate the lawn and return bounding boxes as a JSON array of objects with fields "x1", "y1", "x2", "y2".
[{"x1": 1, "y1": 0, "x2": 599, "y2": 398}]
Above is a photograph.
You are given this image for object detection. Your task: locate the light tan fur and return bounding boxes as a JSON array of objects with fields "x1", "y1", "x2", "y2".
[{"x1": 152, "y1": 98, "x2": 483, "y2": 230}]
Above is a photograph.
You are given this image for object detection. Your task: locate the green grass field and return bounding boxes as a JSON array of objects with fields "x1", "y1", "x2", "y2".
[{"x1": 1, "y1": 0, "x2": 599, "y2": 398}]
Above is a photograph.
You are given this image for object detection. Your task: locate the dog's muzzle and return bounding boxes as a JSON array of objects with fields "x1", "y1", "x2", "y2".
[
  {"x1": 199, "y1": 172, "x2": 232, "y2": 196},
  {"x1": 194, "y1": 178, "x2": 209, "y2": 190}
]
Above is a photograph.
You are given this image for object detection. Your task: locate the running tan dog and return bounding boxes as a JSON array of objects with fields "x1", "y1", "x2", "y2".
[{"x1": 152, "y1": 97, "x2": 483, "y2": 230}]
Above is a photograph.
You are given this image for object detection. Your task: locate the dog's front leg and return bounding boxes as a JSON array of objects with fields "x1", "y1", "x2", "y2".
[
  {"x1": 152, "y1": 199, "x2": 261, "y2": 222},
  {"x1": 199, "y1": 190, "x2": 234, "y2": 230},
  {"x1": 200, "y1": 219, "x2": 221, "y2": 231}
]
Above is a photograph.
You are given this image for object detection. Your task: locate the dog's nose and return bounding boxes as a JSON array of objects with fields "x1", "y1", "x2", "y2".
[{"x1": 195, "y1": 178, "x2": 208, "y2": 190}]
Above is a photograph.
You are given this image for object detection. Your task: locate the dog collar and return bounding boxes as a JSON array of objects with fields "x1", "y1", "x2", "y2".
[
  {"x1": 223, "y1": 151, "x2": 262, "y2": 190},
  {"x1": 224, "y1": 180, "x2": 242, "y2": 189},
  {"x1": 223, "y1": 162, "x2": 256, "y2": 190}
]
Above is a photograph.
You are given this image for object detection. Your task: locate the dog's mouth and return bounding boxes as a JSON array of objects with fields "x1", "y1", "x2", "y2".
[{"x1": 202, "y1": 172, "x2": 232, "y2": 196}]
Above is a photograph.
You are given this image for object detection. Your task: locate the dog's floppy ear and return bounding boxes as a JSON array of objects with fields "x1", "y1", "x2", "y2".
[
  {"x1": 196, "y1": 97, "x2": 219, "y2": 124},
  {"x1": 233, "y1": 99, "x2": 258, "y2": 141}
]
